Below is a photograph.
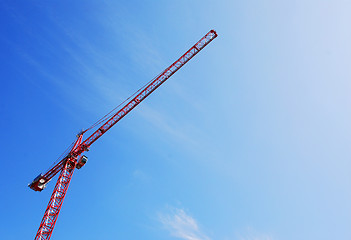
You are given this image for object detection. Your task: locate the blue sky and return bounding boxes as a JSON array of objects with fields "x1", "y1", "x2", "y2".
[{"x1": 1, "y1": 1, "x2": 350, "y2": 240}]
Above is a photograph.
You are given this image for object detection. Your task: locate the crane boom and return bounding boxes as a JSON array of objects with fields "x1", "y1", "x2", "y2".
[
  {"x1": 78, "y1": 29, "x2": 217, "y2": 151},
  {"x1": 29, "y1": 30, "x2": 217, "y2": 192},
  {"x1": 30, "y1": 30, "x2": 217, "y2": 240}
]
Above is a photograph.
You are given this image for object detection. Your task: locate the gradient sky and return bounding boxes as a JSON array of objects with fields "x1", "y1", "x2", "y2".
[{"x1": 1, "y1": 1, "x2": 350, "y2": 240}]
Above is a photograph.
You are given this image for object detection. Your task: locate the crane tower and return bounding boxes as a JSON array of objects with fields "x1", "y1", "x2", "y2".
[{"x1": 29, "y1": 29, "x2": 218, "y2": 240}]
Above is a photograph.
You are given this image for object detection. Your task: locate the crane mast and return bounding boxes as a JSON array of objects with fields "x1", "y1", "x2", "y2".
[{"x1": 30, "y1": 30, "x2": 217, "y2": 240}]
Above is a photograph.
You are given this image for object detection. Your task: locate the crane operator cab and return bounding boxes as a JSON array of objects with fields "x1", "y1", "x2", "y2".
[
  {"x1": 76, "y1": 155, "x2": 88, "y2": 169},
  {"x1": 28, "y1": 174, "x2": 50, "y2": 191}
]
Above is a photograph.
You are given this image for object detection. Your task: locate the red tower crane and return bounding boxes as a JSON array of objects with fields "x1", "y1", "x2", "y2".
[{"x1": 29, "y1": 30, "x2": 217, "y2": 240}]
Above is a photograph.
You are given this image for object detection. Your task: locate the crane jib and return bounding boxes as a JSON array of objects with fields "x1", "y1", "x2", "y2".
[
  {"x1": 79, "y1": 30, "x2": 217, "y2": 150},
  {"x1": 29, "y1": 30, "x2": 217, "y2": 192}
]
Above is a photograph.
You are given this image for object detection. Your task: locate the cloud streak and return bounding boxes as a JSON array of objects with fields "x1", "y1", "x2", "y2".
[
  {"x1": 237, "y1": 227, "x2": 273, "y2": 240},
  {"x1": 159, "y1": 207, "x2": 210, "y2": 240}
]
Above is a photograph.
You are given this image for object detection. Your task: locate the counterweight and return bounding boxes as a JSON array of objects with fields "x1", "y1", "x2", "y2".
[{"x1": 30, "y1": 30, "x2": 217, "y2": 240}]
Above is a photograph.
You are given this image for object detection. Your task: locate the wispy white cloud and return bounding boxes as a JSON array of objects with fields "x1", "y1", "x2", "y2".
[
  {"x1": 237, "y1": 227, "x2": 273, "y2": 240},
  {"x1": 132, "y1": 169, "x2": 150, "y2": 182},
  {"x1": 158, "y1": 207, "x2": 210, "y2": 240},
  {"x1": 14, "y1": 2, "x2": 209, "y2": 145},
  {"x1": 136, "y1": 104, "x2": 198, "y2": 146}
]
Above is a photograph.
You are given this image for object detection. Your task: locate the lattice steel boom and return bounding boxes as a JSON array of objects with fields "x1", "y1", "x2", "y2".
[{"x1": 30, "y1": 30, "x2": 217, "y2": 240}]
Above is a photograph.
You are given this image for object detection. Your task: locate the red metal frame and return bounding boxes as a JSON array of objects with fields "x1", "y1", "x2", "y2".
[
  {"x1": 31, "y1": 30, "x2": 217, "y2": 240},
  {"x1": 29, "y1": 30, "x2": 217, "y2": 192}
]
